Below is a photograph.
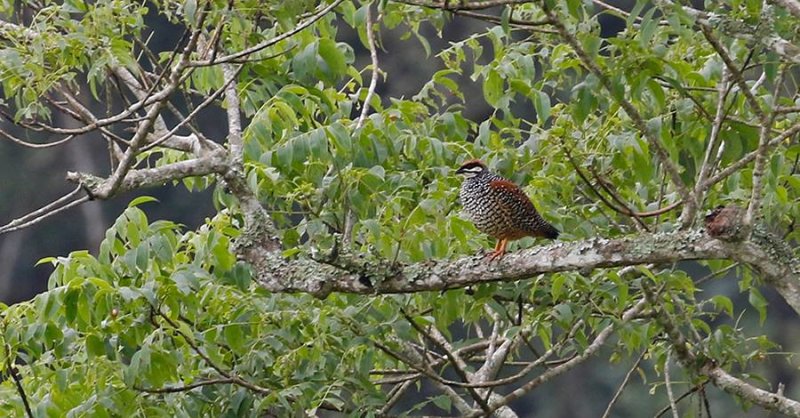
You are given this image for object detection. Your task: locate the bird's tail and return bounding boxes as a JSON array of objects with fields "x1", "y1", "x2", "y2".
[{"x1": 537, "y1": 220, "x2": 560, "y2": 239}]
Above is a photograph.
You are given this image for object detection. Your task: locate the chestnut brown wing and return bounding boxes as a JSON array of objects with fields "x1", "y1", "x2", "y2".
[
  {"x1": 489, "y1": 179, "x2": 559, "y2": 239},
  {"x1": 488, "y1": 180, "x2": 539, "y2": 239}
]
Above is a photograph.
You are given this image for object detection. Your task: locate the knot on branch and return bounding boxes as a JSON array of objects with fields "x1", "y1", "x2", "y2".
[
  {"x1": 65, "y1": 171, "x2": 104, "y2": 199},
  {"x1": 704, "y1": 205, "x2": 746, "y2": 241}
]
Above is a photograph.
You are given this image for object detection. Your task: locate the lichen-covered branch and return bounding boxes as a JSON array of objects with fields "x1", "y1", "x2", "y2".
[
  {"x1": 702, "y1": 364, "x2": 800, "y2": 417},
  {"x1": 66, "y1": 151, "x2": 228, "y2": 198},
  {"x1": 241, "y1": 228, "x2": 800, "y2": 316}
]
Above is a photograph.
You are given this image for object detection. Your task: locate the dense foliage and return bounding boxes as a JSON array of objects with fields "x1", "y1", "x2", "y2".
[{"x1": 0, "y1": 0, "x2": 799, "y2": 416}]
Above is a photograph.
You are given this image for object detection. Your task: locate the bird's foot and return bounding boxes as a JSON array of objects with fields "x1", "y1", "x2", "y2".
[{"x1": 485, "y1": 250, "x2": 506, "y2": 262}]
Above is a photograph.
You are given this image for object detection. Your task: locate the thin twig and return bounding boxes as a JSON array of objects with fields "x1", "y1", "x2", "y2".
[
  {"x1": 654, "y1": 384, "x2": 704, "y2": 418},
  {"x1": 0, "y1": 126, "x2": 76, "y2": 148},
  {"x1": 355, "y1": 4, "x2": 380, "y2": 131},
  {"x1": 702, "y1": 121, "x2": 800, "y2": 189},
  {"x1": 192, "y1": 0, "x2": 346, "y2": 66},
  {"x1": 139, "y1": 64, "x2": 242, "y2": 153},
  {"x1": 153, "y1": 310, "x2": 280, "y2": 398},
  {"x1": 7, "y1": 360, "x2": 33, "y2": 418},
  {"x1": 466, "y1": 298, "x2": 648, "y2": 417},
  {"x1": 401, "y1": 309, "x2": 493, "y2": 413},
  {"x1": 95, "y1": 23, "x2": 204, "y2": 199},
  {"x1": 379, "y1": 379, "x2": 416, "y2": 414},
  {"x1": 589, "y1": 167, "x2": 650, "y2": 232},
  {"x1": 564, "y1": 144, "x2": 678, "y2": 225},
  {"x1": 0, "y1": 192, "x2": 90, "y2": 235},
  {"x1": 601, "y1": 349, "x2": 647, "y2": 418},
  {"x1": 665, "y1": 350, "x2": 680, "y2": 418},
  {"x1": 134, "y1": 377, "x2": 237, "y2": 393},
  {"x1": 694, "y1": 67, "x2": 731, "y2": 207}
]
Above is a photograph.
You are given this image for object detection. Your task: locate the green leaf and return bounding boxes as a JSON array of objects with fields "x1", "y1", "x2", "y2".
[
  {"x1": 224, "y1": 324, "x2": 246, "y2": 353},
  {"x1": 129, "y1": 196, "x2": 159, "y2": 207},
  {"x1": 483, "y1": 69, "x2": 504, "y2": 108},
  {"x1": 748, "y1": 288, "x2": 768, "y2": 325},
  {"x1": 431, "y1": 394, "x2": 452, "y2": 412},
  {"x1": 533, "y1": 90, "x2": 551, "y2": 124},
  {"x1": 711, "y1": 295, "x2": 734, "y2": 317},
  {"x1": 36, "y1": 256, "x2": 58, "y2": 266},
  {"x1": 551, "y1": 274, "x2": 565, "y2": 300}
]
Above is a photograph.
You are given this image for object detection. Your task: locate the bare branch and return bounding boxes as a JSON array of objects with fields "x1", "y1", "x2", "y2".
[
  {"x1": 0, "y1": 126, "x2": 76, "y2": 149},
  {"x1": 654, "y1": 385, "x2": 705, "y2": 418},
  {"x1": 664, "y1": 351, "x2": 680, "y2": 418},
  {"x1": 745, "y1": 65, "x2": 787, "y2": 235},
  {"x1": 701, "y1": 120, "x2": 800, "y2": 189},
  {"x1": 355, "y1": 5, "x2": 380, "y2": 131},
  {"x1": 379, "y1": 379, "x2": 416, "y2": 414},
  {"x1": 138, "y1": 64, "x2": 241, "y2": 154},
  {"x1": 402, "y1": 309, "x2": 493, "y2": 413},
  {"x1": 374, "y1": 340, "x2": 476, "y2": 414},
  {"x1": 0, "y1": 187, "x2": 90, "y2": 236},
  {"x1": 702, "y1": 364, "x2": 800, "y2": 417},
  {"x1": 65, "y1": 151, "x2": 227, "y2": 198},
  {"x1": 465, "y1": 298, "x2": 648, "y2": 417},
  {"x1": 694, "y1": 67, "x2": 731, "y2": 206},
  {"x1": 222, "y1": 64, "x2": 244, "y2": 167},
  {"x1": 102, "y1": 38, "x2": 203, "y2": 198}
]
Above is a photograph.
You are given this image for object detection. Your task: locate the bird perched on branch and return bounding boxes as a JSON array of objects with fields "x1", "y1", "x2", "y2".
[{"x1": 456, "y1": 159, "x2": 559, "y2": 260}]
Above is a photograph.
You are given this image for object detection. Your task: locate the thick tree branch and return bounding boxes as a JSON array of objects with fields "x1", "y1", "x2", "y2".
[
  {"x1": 222, "y1": 63, "x2": 244, "y2": 167},
  {"x1": 244, "y1": 228, "x2": 800, "y2": 315},
  {"x1": 769, "y1": 0, "x2": 800, "y2": 19},
  {"x1": 66, "y1": 151, "x2": 228, "y2": 198},
  {"x1": 702, "y1": 364, "x2": 800, "y2": 417}
]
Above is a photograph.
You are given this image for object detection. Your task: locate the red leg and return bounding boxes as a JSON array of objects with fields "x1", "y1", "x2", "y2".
[{"x1": 488, "y1": 238, "x2": 508, "y2": 261}]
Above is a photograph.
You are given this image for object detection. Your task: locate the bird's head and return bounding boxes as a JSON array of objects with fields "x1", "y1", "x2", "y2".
[{"x1": 455, "y1": 159, "x2": 488, "y2": 179}]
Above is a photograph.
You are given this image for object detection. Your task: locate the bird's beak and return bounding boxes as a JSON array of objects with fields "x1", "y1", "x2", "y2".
[{"x1": 455, "y1": 167, "x2": 466, "y2": 175}]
